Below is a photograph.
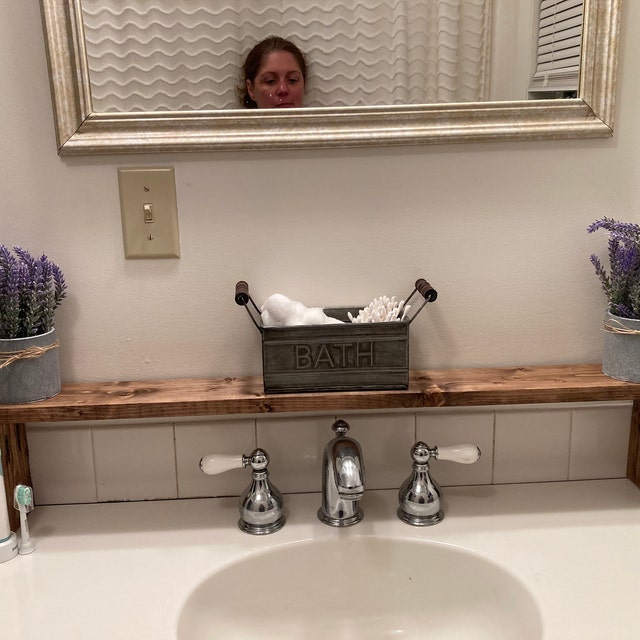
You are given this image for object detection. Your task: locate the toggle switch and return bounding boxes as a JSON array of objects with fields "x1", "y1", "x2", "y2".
[
  {"x1": 143, "y1": 203, "x2": 154, "y2": 223},
  {"x1": 118, "y1": 167, "x2": 180, "y2": 259}
]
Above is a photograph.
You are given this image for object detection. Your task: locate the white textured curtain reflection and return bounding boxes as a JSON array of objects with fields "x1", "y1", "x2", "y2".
[{"x1": 81, "y1": 0, "x2": 492, "y2": 111}]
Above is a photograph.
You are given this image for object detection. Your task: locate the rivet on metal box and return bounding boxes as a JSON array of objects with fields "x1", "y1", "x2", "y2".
[{"x1": 234, "y1": 279, "x2": 437, "y2": 394}]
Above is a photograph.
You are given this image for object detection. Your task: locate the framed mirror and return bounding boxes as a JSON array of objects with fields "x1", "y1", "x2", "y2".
[{"x1": 40, "y1": 0, "x2": 620, "y2": 155}]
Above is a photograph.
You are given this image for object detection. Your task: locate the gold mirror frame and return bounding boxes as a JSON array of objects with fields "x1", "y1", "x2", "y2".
[{"x1": 40, "y1": 0, "x2": 621, "y2": 155}]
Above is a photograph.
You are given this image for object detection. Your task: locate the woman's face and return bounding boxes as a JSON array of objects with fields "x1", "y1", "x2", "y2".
[{"x1": 246, "y1": 51, "x2": 305, "y2": 108}]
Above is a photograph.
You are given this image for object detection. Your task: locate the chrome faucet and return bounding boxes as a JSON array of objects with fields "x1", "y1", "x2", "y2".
[
  {"x1": 200, "y1": 448, "x2": 285, "y2": 535},
  {"x1": 398, "y1": 441, "x2": 480, "y2": 526},
  {"x1": 317, "y1": 419, "x2": 365, "y2": 527}
]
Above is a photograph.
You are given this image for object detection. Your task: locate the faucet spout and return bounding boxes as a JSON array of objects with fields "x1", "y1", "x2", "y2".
[
  {"x1": 318, "y1": 420, "x2": 365, "y2": 527},
  {"x1": 334, "y1": 445, "x2": 364, "y2": 498}
]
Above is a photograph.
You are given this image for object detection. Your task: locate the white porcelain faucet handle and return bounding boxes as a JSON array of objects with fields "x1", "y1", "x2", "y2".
[
  {"x1": 436, "y1": 444, "x2": 481, "y2": 464},
  {"x1": 199, "y1": 453, "x2": 245, "y2": 475}
]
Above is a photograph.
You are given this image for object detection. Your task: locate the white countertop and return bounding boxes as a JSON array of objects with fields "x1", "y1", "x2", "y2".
[{"x1": 2, "y1": 479, "x2": 640, "y2": 639}]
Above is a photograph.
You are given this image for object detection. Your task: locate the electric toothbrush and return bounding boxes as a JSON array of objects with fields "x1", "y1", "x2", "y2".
[{"x1": 14, "y1": 484, "x2": 35, "y2": 554}]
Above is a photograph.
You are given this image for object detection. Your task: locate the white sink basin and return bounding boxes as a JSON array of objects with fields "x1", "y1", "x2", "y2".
[{"x1": 177, "y1": 536, "x2": 542, "y2": 640}]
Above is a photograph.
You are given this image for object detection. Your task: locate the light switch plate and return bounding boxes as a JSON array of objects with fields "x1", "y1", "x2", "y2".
[{"x1": 118, "y1": 167, "x2": 180, "y2": 259}]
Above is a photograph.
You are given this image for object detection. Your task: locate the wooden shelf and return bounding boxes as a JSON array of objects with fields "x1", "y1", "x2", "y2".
[
  {"x1": 2, "y1": 363, "x2": 640, "y2": 424},
  {"x1": 3, "y1": 363, "x2": 640, "y2": 531}
]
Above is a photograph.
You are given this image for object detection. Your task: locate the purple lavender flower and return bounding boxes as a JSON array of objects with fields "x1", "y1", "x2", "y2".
[
  {"x1": 587, "y1": 217, "x2": 640, "y2": 238},
  {"x1": 588, "y1": 218, "x2": 640, "y2": 319},
  {"x1": 0, "y1": 245, "x2": 67, "y2": 339}
]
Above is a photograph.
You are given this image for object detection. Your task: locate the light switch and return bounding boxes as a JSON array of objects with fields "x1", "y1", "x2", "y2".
[
  {"x1": 143, "y1": 203, "x2": 154, "y2": 223},
  {"x1": 118, "y1": 167, "x2": 180, "y2": 259}
]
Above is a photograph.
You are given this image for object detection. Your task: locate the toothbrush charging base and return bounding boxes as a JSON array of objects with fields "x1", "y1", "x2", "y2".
[{"x1": 0, "y1": 532, "x2": 18, "y2": 563}]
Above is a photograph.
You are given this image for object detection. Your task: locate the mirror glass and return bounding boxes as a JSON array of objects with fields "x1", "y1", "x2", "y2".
[
  {"x1": 81, "y1": 0, "x2": 504, "y2": 111},
  {"x1": 40, "y1": 0, "x2": 620, "y2": 154}
]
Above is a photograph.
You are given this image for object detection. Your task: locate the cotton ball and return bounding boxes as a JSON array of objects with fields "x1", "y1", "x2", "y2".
[{"x1": 261, "y1": 294, "x2": 343, "y2": 327}]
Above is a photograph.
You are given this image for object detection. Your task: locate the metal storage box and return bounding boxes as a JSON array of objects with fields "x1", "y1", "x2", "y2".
[{"x1": 235, "y1": 280, "x2": 436, "y2": 394}]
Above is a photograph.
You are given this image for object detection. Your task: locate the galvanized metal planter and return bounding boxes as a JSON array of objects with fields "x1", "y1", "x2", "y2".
[
  {"x1": 235, "y1": 280, "x2": 437, "y2": 394},
  {"x1": 0, "y1": 329, "x2": 61, "y2": 404},
  {"x1": 602, "y1": 311, "x2": 640, "y2": 383}
]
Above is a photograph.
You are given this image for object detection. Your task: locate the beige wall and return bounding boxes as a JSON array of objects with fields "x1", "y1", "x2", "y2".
[{"x1": 2, "y1": 3, "x2": 637, "y2": 385}]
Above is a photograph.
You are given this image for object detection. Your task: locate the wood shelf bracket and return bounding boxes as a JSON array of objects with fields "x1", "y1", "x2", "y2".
[{"x1": 1, "y1": 422, "x2": 32, "y2": 532}]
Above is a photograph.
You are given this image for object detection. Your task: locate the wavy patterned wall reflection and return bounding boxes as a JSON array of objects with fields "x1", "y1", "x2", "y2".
[{"x1": 81, "y1": 0, "x2": 492, "y2": 112}]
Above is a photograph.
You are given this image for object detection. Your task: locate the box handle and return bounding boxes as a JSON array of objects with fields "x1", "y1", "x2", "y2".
[
  {"x1": 234, "y1": 281, "x2": 263, "y2": 333},
  {"x1": 403, "y1": 278, "x2": 438, "y2": 324},
  {"x1": 235, "y1": 278, "x2": 437, "y2": 330},
  {"x1": 415, "y1": 278, "x2": 438, "y2": 302}
]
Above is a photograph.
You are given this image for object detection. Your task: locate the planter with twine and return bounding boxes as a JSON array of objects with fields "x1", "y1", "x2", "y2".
[
  {"x1": 588, "y1": 218, "x2": 640, "y2": 383},
  {"x1": 0, "y1": 245, "x2": 67, "y2": 403},
  {"x1": 602, "y1": 312, "x2": 640, "y2": 383},
  {"x1": 0, "y1": 329, "x2": 61, "y2": 403}
]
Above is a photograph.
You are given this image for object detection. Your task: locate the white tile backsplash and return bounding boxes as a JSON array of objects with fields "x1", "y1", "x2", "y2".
[
  {"x1": 343, "y1": 413, "x2": 415, "y2": 490},
  {"x1": 27, "y1": 426, "x2": 97, "y2": 505},
  {"x1": 175, "y1": 419, "x2": 255, "y2": 498},
  {"x1": 93, "y1": 424, "x2": 177, "y2": 502},
  {"x1": 494, "y1": 409, "x2": 571, "y2": 484},
  {"x1": 257, "y1": 415, "x2": 330, "y2": 494},
  {"x1": 25, "y1": 402, "x2": 634, "y2": 505},
  {"x1": 569, "y1": 404, "x2": 631, "y2": 480},
  {"x1": 416, "y1": 411, "x2": 494, "y2": 486}
]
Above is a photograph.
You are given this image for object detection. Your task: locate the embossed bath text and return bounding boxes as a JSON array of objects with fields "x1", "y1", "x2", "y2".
[{"x1": 295, "y1": 342, "x2": 374, "y2": 369}]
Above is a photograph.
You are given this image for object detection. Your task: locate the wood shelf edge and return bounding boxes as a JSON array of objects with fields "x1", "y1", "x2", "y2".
[{"x1": 1, "y1": 363, "x2": 639, "y2": 424}]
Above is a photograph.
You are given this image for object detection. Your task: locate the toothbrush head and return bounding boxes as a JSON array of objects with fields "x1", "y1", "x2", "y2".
[{"x1": 14, "y1": 485, "x2": 34, "y2": 512}]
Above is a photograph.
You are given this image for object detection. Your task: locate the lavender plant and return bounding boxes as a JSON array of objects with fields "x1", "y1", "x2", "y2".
[
  {"x1": 0, "y1": 245, "x2": 67, "y2": 339},
  {"x1": 587, "y1": 217, "x2": 640, "y2": 320}
]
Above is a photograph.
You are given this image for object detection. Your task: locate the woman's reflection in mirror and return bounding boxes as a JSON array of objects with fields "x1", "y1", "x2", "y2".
[{"x1": 240, "y1": 37, "x2": 307, "y2": 109}]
